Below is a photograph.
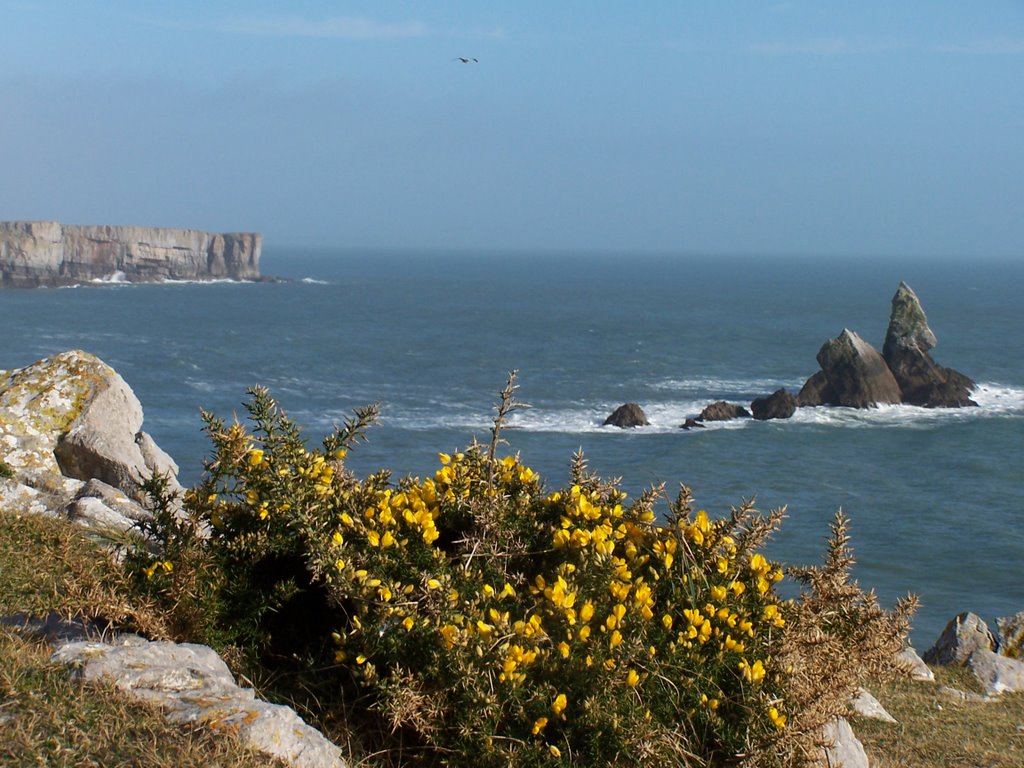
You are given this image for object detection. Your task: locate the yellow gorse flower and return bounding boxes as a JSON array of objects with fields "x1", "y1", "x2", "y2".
[{"x1": 552, "y1": 693, "x2": 567, "y2": 716}]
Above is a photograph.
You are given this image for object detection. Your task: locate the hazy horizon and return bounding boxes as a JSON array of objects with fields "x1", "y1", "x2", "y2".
[{"x1": 2, "y1": 2, "x2": 1022, "y2": 261}]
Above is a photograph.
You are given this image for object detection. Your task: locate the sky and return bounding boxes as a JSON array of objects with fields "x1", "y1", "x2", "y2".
[{"x1": 1, "y1": 1, "x2": 1023, "y2": 259}]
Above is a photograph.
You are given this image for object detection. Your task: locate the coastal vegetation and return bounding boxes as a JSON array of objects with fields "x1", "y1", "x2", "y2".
[
  {"x1": 0, "y1": 509, "x2": 285, "y2": 767},
  {"x1": 4, "y1": 503, "x2": 1022, "y2": 767},
  {"x1": 120, "y1": 375, "x2": 916, "y2": 766}
]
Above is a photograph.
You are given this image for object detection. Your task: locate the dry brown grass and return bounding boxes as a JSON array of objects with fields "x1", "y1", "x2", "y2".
[
  {"x1": 856, "y1": 667, "x2": 1024, "y2": 768},
  {"x1": 0, "y1": 508, "x2": 284, "y2": 768},
  {"x1": 0, "y1": 627, "x2": 290, "y2": 768}
]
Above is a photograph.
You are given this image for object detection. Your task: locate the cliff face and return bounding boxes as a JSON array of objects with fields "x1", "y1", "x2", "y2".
[{"x1": 0, "y1": 221, "x2": 262, "y2": 287}]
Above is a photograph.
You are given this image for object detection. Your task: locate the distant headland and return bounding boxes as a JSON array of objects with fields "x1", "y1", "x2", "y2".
[{"x1": 0, "y1": 220, "x2": 263, "y2": 287}]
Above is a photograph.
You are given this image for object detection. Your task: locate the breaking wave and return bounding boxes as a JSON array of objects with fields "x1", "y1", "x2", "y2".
[{"x1": 327, "y1": 381, "x2": 1024, "y2": 435}]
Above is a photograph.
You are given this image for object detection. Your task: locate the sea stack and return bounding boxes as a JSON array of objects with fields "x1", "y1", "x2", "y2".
[
  {"x1": 882, "y1": 282, "x2": 976, "y2": 407},
  {"x1": 798, "y1": 282, "x2": 976, "y2": 409}
]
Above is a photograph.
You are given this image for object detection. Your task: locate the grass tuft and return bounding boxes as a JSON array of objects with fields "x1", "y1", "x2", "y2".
[
  {"x1": 856, "y1": 668, "x2": 1024, "y2": 768},
  {"x1": 0, "y1": 508, "x2": 284, "y2": 768}
]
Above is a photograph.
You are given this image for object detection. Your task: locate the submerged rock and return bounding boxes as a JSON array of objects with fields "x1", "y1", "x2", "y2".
[
  {"x1": 882, "y1": 282, "x2": 976, "y2": 407},
  {"x1": 603, "y1": 403, "x2": 649, "y2": 428}
]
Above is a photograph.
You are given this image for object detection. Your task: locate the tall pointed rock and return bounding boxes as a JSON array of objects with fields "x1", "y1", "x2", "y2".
[{"x1": 882, "y1": 282, "x2": 976, "y2": 407}]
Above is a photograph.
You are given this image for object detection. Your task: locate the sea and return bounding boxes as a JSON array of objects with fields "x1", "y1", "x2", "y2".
[{"x1": 2, "y1": 249, "x2": 1022, "y2": 647}]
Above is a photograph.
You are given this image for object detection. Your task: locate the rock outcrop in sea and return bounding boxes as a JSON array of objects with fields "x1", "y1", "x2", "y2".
[
  {"x1": 620, "y1": 282, "x2": 977, "y2": 428},
  {"x1": 604, "y1": 402, "x2": 650, "y2": 428},
  {"x1": 0, "y1": 220, "x2": 262, "y2": 287},
  {"x1": 808, "y1": 329, "x2": 902, "y2": 408},
  {"x1": 798, "y1": 281, "x2": 975, "y2": 410},
  {"x1": 882, "y1": 281, "x2": 976, "y2": 407}
]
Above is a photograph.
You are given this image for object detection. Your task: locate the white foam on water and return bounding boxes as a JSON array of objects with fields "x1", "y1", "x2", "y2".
[
  {"x1": 300, "y1": 277, "x2": 330, "y2": 285},
  {"x1": 364, "y1": 382, "x2": 1023, "y2": 435},
  {"x1": 90, "y1": 270, "x2": 129, "y2": 284},
  {"x1": 162, "y1": 278, "x2": 245, "y2": 285},
  {"x1": 651, "y1": 376, "x2": 803, "y2": 396}
]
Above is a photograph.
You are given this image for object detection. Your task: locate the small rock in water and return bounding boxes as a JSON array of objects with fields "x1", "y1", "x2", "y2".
[{"x1": 603, "y1": 403, "x2": 649, "y2": 428}]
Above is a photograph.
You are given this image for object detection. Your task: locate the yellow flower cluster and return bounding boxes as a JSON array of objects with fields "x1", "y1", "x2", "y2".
[{"x1": 202, "y1": 430, "x2": 793, "y2": 761}]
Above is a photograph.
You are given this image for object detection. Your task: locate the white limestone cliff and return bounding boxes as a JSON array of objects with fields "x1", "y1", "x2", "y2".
[{"x1": 0, "y1": 220, "x2": 261, "y2": 286}]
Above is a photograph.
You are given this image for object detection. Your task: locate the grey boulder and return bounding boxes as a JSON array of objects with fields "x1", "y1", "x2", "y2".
[{"x1": 923, "y1": 611, "x2": 996, "y2": 666}]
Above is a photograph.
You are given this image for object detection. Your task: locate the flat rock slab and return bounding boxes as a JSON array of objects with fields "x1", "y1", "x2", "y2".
[
  {"x1": 52, "y1": 635, "x2": 346, "y2": 768},
  {"x1": 967, "y1": 648, "x2": 1024, "y2": 696},
  {"x1": 850, "y1": 687, "x2": 897, "y2": 723}
]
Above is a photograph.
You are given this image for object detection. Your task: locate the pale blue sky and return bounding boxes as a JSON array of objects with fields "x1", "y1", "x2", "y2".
[{"x1": 2, "y1": 1, "x2": 1022, "y2": 258}]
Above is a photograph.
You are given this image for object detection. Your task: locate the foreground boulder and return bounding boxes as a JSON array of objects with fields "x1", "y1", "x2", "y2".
[
  {"x1": 923, "y1": 611, "x2": 995, "y2": 666},
  {"x1": 750, "y1": 389, "x2": 796, "y2": 420},
  {"x1": 882, "y1": 282, "x2": 976, "y2": 407},
  {"x1": 813, "y1": 717, "x2": 868, "y2": 768},
  {"x1": 697, "y1": 401, "x2": 751, "y2": 421},
  {"x1": 50, "y1": 633, "x2": 345, "y2": 768},
  {"x1": 603, "y1": 403, "x2": 649, "y2": 428},
  {"x1": 813, "y1": 329, "x2": 902, "y2": 408},
  {"x1": 0, "y1": 350, "x2": 182, "y2": 531},
  {"x1": 967, "y1": 648, "x2": 1024, "y2": 696}
]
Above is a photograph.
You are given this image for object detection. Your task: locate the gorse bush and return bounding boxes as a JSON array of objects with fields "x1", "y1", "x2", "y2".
[{"x1": 128, "y1": 376, "x2": 916, "y2": 767}]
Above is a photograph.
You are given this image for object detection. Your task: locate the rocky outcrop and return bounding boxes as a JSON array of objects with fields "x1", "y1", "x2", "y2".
[
  {"x1": 882, "y1": 282, "x2": 976, "y2": 407},
  {"x1": 796, "y1": 370, "x2": 835, "y2": 407},
  {"x1": 48, "y1": 633, "x2": 346, "y2": 768},
  {"x1": 799, "y1": 282, "x2": 976, "y2": 409},
  {"x1": 967, "y1": 648, "x2": 1024, "y2": 696},
  {"x1": 849, "y1": 688, "x2": 896, "y2": 723},
  {"x1": 0, "y1": 220, "x2": 261, "y2": 287},
  {"x1": 697, "y1": 401, "x2": 751, "y2": 421},
  {"x1": 751, "y1": 389, "x2": 796, "y2": 420},
  {"x1": 813, "y1": 329, "x2": 902, "y2": 408},
  {"x1": 922, "y1": 611, "x2": 1024, "y2": 696},
  {"x1": 604, "y1": 403, "x2": 649, "y2": 428},
  {"x1": 0, "y1": 350, "x2": 181, "y2": 532},
  {"x1": 923, "y1": 611, "x2": 995, "y2": 666},
  {"x1": 996, "y1": 611, "x2": 1024, "y2": 659},
  {"x1": 893, "y1": 647, "x2": 934, "y2": 682}
]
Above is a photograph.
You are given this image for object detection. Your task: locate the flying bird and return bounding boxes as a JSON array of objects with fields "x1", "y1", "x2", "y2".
[{"x1": 454, "y1": 57, "x2": 478, "y2": 63}]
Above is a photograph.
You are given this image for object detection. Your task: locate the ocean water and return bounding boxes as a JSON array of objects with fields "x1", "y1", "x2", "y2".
[{"x1": 2, "y1": 250, "x2": 1022, "y2": 647}]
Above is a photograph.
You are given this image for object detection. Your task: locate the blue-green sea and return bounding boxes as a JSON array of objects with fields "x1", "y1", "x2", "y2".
[{"x1": 3, "y1": 250, "x2": 1022, "y2": 646}]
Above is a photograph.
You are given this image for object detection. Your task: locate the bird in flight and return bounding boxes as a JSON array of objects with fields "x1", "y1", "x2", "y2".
[{"x1": 454, "y1": 57, "x2": 478, "y2": 63}]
